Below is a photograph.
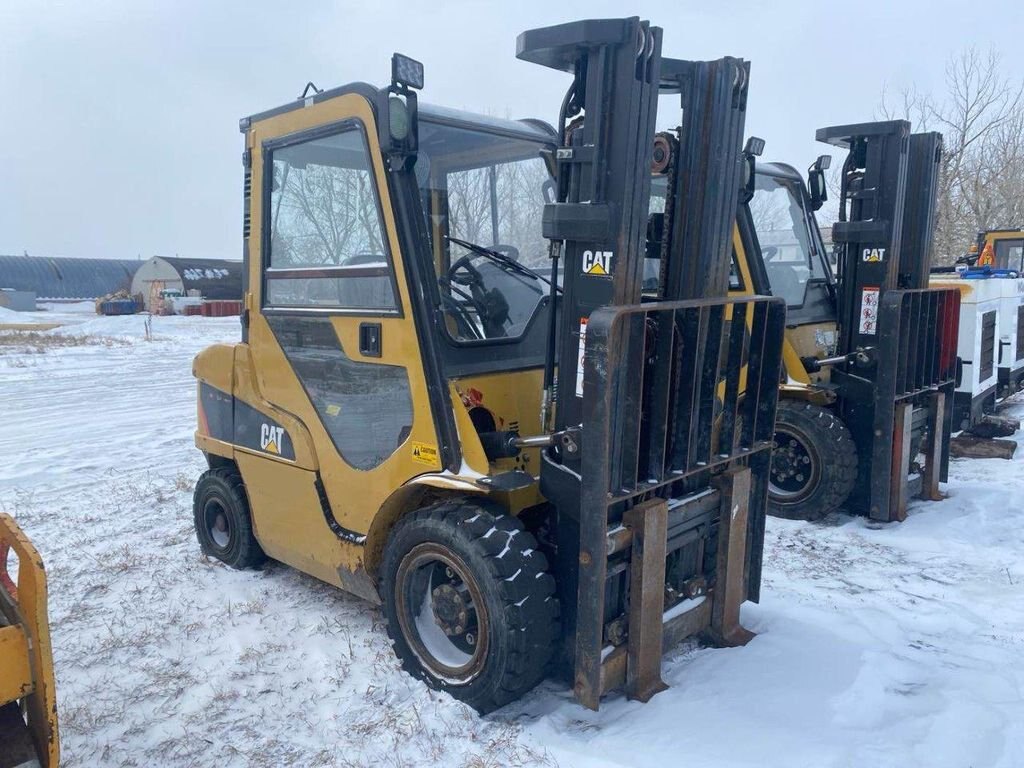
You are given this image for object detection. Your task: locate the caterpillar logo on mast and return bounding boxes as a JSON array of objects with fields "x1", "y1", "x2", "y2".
[
  {"x1": 260, "y1": 423, "x2": 285, "y2": 455},
  {"x1": 582, "y1": 249, "x2": 615, "y2": 277}
]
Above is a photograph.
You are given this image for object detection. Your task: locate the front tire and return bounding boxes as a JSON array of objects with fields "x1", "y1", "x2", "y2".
[
  {"x1": 193, "y1": 467, "x2": 266, "y2": 569},
  {"x1": 768, "y1": 401, "x2": 857, "y2": 520},
  {"x1": 380, "y1": 498, "x2": 559, "y2": 713}
]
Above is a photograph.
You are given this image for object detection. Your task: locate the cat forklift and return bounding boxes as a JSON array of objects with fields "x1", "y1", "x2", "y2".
[
  {"x1": 730, "y1": 122, "x2": 961, "y2": 522},
  {"x1": 0, "y1": 515, "x2": 59, "y2": 768},
  {"x1": 191, "y1": 17, "x2": 785, "y2": 711}
]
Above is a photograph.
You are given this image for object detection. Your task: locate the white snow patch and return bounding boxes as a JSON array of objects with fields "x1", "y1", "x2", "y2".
[{"x1": 2, "y1": 315, "x2": 1023, "y2": 767}]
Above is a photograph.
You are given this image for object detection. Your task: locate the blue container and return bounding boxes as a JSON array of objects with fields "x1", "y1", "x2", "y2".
[{"x1": 99, "y1": 299, "x2": 138, "y2": 316}]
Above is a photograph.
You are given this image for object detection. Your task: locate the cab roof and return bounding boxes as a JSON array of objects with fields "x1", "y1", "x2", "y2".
[{"x1": 240, "y1": 81, "x2": 555, "y2": 143}]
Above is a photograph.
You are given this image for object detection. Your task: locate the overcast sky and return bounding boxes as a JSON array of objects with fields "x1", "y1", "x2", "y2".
[{"x1": 2, "y1": 0, "x2": 1022, "y2": 261}]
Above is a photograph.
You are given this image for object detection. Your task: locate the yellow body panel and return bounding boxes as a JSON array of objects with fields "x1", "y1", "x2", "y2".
[
  {"x1": 451, "y1": 368, "x2": 547, "y2": 513},
  {"x1": 0, "y1": 513, "x2": 59, "y2": 768},
  {"x1": 729, "y1": 223, "x2": 836, "y2": 396},
  {"x1": 0, "y1": 625, "x2": 32, "y2": 703}
]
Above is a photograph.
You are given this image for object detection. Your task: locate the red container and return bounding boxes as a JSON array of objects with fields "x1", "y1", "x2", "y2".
[
  {"x1": 200, "y1": 300, "x2": 243, "y2": 317},
  {"x1": 184, "y1": 304, "x2": 202, "y2": 316}
]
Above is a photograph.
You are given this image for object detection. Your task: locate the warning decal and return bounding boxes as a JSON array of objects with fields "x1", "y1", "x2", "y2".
[
  {"x1": 859, "y1": 287, "x2": 880, "y2": 335},
  {"x1": 575, "y1": 317, "x2": 587, "y2": 397},
  {"x1": 411, "y1": 441, "x2": 439, "y2": 465}
]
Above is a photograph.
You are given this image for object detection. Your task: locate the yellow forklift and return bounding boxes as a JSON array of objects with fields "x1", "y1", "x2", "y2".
[
  {"x1": 724, "y1": 122, "x2": 961, "y2": 522},
  {"x1": 0, "y1": 515, "x2": 59, "y2": 768},
  {"x1": 191, "y1": 18, "x2": 786, "y2": 711}
]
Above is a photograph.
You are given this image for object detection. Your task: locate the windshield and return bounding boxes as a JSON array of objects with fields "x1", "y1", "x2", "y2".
[
  {"x1": 415, "y1": 119, "x2": 551, "y2": 341},
  {"x1": 750, "y1": 172, "x2": 827, "y2": 307},
  {"x1": 995, "y1": 238, "x2": 1024, "y2": 271}
]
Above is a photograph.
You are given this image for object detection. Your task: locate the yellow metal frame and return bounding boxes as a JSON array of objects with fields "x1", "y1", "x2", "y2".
[
  {"x1": 729, "y1": 224, "x2": 835, "y2": 406},
  {"x1": 193, "y1": 89, "x2": 551, "y2": 597},
  {"x1": 0, "y1": 513, "x2": 59, "y2": 768}
]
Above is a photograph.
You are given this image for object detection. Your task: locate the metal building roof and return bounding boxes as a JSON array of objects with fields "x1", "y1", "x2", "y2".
[
  {"x1": 0, "y1": 255, "x2": 140, "y2": 299},
  {"x1": 158, "y1": 256, "x2": 243, "y2": 301}
]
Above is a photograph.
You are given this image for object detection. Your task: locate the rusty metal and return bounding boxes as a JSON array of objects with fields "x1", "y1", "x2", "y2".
[
  {"x1": 623, "y1": 499, "x2": 669, "y2": 702},
  {"x1": 921, "y1": 391, "x2": 947, "y2": 501},
  {"x1": 709, "y1": 468, "x2": 756, "y2": 647},
  {"x1": 606, "y1": 526, "x2": 633, "y2": 557},
  {"x1": 857, "y1": 286, "x2": 961, "y2": 521},
  {"x1": 573, "y1": 294, "x2": 785, "y2": 709},
  {"x1": 600, "y1": 598, "x2": 713, "y2": 696},
  {"x1": 889, "y1": 403, "x2": 914, "y2": 522}
]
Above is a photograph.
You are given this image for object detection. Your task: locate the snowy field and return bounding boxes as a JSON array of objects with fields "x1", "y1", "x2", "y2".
[{"x1": 2, "y1": 304, "x2": 1023, "y2": 767}]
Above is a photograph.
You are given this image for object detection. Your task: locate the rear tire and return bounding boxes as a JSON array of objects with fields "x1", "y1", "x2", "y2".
[
  {"x1": 0, "y1": 702, "x2": 38, "y2": 768},
  {"x1": 768, "y1": 401, "x2": 857, "y2": 520},
  {"x1": 380, "y1": 498, "x2": 559, "y2": 713},
  {"x1": 193, "y1": 467, "x2": 266, "y2": 569}
]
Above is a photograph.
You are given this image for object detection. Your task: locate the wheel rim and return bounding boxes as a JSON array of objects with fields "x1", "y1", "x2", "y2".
[
  {"x1": 769, "y1": 426, "x2": 821, "y2": 503},
  {"x1": 203, "y1": 498, "x2": 232, "y2": 550},
  {"x1": 395, "y1": 543, "x2": 489, "y2": 685}
]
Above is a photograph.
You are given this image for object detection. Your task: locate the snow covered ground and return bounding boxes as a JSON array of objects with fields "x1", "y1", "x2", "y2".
[{"x1": 2, "y1": 305, "x2": 1023, "y2": 767}]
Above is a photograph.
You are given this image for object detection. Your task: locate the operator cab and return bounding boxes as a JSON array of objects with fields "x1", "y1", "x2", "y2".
[
  {"x1": 412, "y1": 108, "x2": 555, "y2": 342},
  {"x1": 265, "y1": 100, "x2": 558, "y2": 377},
  {"x1": 747, "y1": 163, "x2": 836, "y2": 324}
]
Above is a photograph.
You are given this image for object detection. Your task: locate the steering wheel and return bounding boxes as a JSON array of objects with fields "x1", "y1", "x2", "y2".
[
  {"x1": 448, "y1": 255, "x2": 484, "y2": 286},
  {"x1": 438, "y1": 276, "x2": 485, "y2": 340}
]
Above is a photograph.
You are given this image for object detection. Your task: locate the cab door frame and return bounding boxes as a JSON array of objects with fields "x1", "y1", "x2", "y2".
[{"x1": 241, "y1": 87, "x2": 458, "y2": 553}]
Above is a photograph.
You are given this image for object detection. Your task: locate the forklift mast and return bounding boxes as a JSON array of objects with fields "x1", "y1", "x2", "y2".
[
  {"x1": 819, "y1": 121, "x2": 960, "y2": 520},
  {"x1": 519, "y1": 19, "x2": 785, "y2": 708},
  {"x1": 899, "y1": 132, "x2": 943, "y2": 289},
  {"x1": 819, "y1": 120, "x2": 911, "y2": 350}
]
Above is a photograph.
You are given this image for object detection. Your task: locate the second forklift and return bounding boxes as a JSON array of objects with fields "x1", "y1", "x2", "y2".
[{"x1": 729, "y1": 121, "x2": 961, "y2": 522}]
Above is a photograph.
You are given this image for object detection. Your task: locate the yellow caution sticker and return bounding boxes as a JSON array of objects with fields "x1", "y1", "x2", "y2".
[
  {"x1": 411, "y1": 441, "x2": 439, "y2": 465},
  {"x1": 326, "y1": 404, "x2": 341, "y2": 416}
]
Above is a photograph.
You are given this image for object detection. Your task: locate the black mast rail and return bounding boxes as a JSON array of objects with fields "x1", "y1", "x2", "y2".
[{"x1": 520, "y1": 18, "x2": 784, "y2": 709}]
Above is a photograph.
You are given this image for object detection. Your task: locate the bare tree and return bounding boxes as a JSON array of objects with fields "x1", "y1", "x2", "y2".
[
  {"x1": 880, "y1": 48, "x2": 1024, "y2": 263},
  {"x1": 271, "y1": 161, "x2": 384, "y2": 267}
]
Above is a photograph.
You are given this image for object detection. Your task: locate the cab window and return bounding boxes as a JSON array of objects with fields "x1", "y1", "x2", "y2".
[
  {"x1": 414, "y1": 120, "x2": 551, "y2": 342},
  {"x1": 995, "y1": 239, "x2": 1024, "y2": 271},
  {"x1": 750, "y1": 173, "x2": 827, "y2": 308},
  {"x1": 263, "y1": 123, "x2": 398, "y2": 312}
]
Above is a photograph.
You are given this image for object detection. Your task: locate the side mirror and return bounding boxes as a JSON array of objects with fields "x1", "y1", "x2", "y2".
[
  {"x1": 739, "y1": 136, "x2": 765, "y2": 205},
  {"x1": 807, "y1": 154, "x2": 831, "y2": 211},
  {"x1": 379, "y1": 53, "x2": 424, "y2": 169}
]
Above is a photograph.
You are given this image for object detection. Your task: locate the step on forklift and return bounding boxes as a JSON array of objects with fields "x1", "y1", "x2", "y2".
[
  {"x1": 0, "y1": 515, "x2": 59, "y2": 768},
  {"x1": 730, "y1": 121, "x2": 961, "y2": 522},
  {"x1": 191, "y1": 17, "x2": 785, "y2": 711}
]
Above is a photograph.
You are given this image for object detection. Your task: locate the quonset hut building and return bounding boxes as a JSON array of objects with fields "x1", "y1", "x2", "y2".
[
  {"x1": 0, "y1": 255, "x2": 139, "y2": 301},
  {"x1": 130, "y1": 256, "x2": 243, "y2": 310}
]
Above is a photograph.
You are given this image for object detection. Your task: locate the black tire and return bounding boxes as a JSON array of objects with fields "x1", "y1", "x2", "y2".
[
  {"x1": 379, "y1": 497, "x2": 559, "y2": 713},
  {"x1": 0, "y1": 702, "x2": 38, "y2": 768},
  {"x1": 193, "y1": 467, "x2": 266, "y2": 569},
  {"x1": 768, "y1": 401, "x2": 857, "y2": 521}
]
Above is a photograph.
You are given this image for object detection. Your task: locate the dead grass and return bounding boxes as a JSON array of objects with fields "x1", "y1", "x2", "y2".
[{"x1": 0, "y1": 330, "x2": 129, "y2": 353}]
